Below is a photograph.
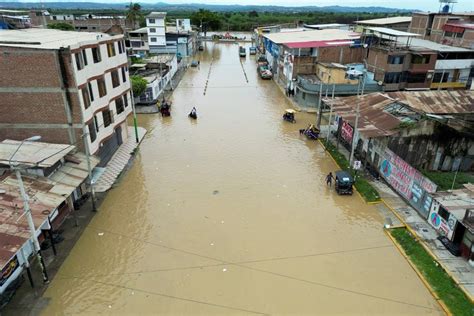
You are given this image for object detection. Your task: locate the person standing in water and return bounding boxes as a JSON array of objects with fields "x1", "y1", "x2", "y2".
[{"x1": 326, "y1": 172, "x2": 334, "y2": 187}]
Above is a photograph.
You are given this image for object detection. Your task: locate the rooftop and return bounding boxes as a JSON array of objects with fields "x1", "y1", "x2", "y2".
[
  {"x1": 129, "y1": 27, "x2": 147, "y2": 34},
  {"x1": 303, "y1": 23, "x2": 349, "y2": 29},
  {"x1": 431, "y1": 186, "x2": 474, "y2": 232},
  {"x1": 0, "y1": 140, "x2": 75, "y2": 168},
  {"x1": 0, "y1": 152, "x2": 98, "y2": 269},
  {"x1": 356, "y1": 16, "x2": 412, "y2": 25},
  {"x1": 0, "y1": 28, "x2": 119, "y2": 50},
  {"x1": 365, "y1": 27, "x2": 421, "y2": 37},
  {"x1": 144, "y1": 54, "x2": 176, "y2": 64},
  {"x1": 404, "y1": 38, "x2": 474, "y2": 52},
  {"x1": 264, "y1": 29, "x2": 360, "y2": 47},
  {"x1": 327, "y1": 90, "x2": 474, "y2": 138},
  {"x1": 147, "y1": 12, "x2": 166, "y2": 19}
]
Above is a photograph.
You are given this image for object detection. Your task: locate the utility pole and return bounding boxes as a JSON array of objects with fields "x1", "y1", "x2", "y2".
[
  {"x1": 82, "y1": 126, "x2": 97, "y2": 212},
  {"x1": 349, "y1": 72, "x2": 365, "y2": 168},
  {"x1": 15, "y1": 169, "x2": 49, "y2": 284},
  {"x1": 326, "y1": 76, "x2": 336, "y2": 147},
  {"x1": 316, "y1": 72, "x2": 324, "y2": 129}
]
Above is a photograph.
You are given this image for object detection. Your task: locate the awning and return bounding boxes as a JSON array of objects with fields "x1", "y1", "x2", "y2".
[{"x1": 443, "y1": 24, "x2": 466, "y2": 33}]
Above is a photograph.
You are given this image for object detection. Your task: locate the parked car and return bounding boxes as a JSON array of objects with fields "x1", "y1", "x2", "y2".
[
  {"x1": 258, "y1": 65, "x2": 272, "y2": 79},
  {"x1": 249, "y1": 47, "x2": 257, "y2": 55},
  {"x1": 239, "y1": 46, "x2": 246, "y2": 57},
  {"x1": 257, "y1": 55, "x2": 268, "y2": 66}
]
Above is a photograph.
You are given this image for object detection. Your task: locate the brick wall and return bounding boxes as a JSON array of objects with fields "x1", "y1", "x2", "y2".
[
  {"x1": 0, "y1": 47, "x2": 82, "y2": 144},
  {"x1": 0, "y1": 47, "x2": 61, "y2": 88},
  {"x1": 318, "y1": 46, "x2": 366, "y2": 64}
]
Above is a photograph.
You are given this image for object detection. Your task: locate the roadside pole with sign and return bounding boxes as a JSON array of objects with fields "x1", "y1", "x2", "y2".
[{"x1": 353, "y1": 160, "x2": 361, "y2": 180}]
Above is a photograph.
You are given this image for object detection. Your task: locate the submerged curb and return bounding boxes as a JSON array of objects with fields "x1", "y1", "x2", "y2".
[{"x1": 384, "y1": 228, "x2": 452, "y2": 316}]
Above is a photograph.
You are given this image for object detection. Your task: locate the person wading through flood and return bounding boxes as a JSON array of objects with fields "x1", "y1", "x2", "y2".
[{"x1": 326, "y1": 172, "x2": 334, "y2": 187}]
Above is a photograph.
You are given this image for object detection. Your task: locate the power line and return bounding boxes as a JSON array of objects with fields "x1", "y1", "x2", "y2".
[
  {"x1": 78, "y1": 225, "x2": 437, "y2": 311},
  {"x1": 55, "y1": 275, "x2": 269, "y2": 315}
]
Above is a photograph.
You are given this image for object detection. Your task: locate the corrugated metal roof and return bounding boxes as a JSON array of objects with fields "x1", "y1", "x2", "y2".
[
  {"x1": 0, "y1": 152, "x2": 98, "y2": 269},
  {"x1": 356, "y1": 16, "x2": 412, "y2": 25},
  {"x1": 327, "y1": 90, "x2": 474, "y2": 139},
  {"x1": 365, "y1": 27, "x2": 420, "y2": 37},
  {"x1": 387, "y1": 91, "x2": 474, "y2": 114},
  {"x1": 0, "y1": 140, "x2": 75, "y2": 168}
]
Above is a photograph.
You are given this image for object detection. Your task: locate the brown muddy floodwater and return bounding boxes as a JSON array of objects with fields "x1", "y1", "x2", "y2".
[{"x1": 42, "y1": 42, "x2": 442, "y2": 315}]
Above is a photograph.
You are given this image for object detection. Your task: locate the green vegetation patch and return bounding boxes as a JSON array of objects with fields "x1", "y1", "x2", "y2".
[
  {"x1": 421, "y1": 170, "x2": 474, "y2": 191},
  {"x1": 324, "y1": 140, "x2": 380, "y2": 202},
  {"x1": 390, "y1": 228, "x2": 473, "y2": 316}
]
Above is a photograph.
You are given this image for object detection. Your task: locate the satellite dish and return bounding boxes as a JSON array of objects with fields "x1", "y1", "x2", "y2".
[{"x1": 377, "y1": 81, "x2": 383, "y2": 86}]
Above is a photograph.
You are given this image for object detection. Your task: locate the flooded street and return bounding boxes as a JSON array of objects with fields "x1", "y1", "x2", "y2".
[{"x1": 42, "y1": 42, "x2": 441, "y2": 315}]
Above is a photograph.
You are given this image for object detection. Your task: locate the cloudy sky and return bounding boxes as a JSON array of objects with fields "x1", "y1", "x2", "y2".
[{"x1": 6, "y1": 0, "x2": 474, "y2": 11}]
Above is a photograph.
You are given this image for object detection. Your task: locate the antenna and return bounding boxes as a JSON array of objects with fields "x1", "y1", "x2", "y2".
[{"x1": 438, "y1": 0, "x2": 457, "y2": 14}]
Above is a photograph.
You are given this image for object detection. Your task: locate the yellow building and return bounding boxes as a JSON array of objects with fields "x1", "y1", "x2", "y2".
[{"x1": 316, "y1": 63, "x2": 359, "y2": 84}]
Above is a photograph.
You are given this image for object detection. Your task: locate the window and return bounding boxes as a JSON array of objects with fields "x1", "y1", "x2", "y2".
[
  {"x1": 411, "y1": 55, "x2": 431, "y2": 64},
  {"x1": 118, "y1": 41, "x2": 124, "y2": 54},
  {"x1": 384, "y1": 72, "x2": 402, "y2": 84},
  {"x1": 148, "y1": 18, "x2": 155, "y2": 24},
  {"x1": 97, "y1": 77, "x2": 107, "y2": 97},
  {"x1": 131, "y1": 41, "x2": 141, "y2": 48},
  {"x1": 111, "y1": 70, "x2": 120, "y2": 88},
  {"x1": 93, "y1": 115, "x2": 99, "y2": 132},
  {"x1": 75, "y1": 52, "x2": 85, "y2": 70},
  {"x1": 92, "y1": 46, "x2": 101, "y2": 63},
  {"x1": 150, "y1": 28, "x2": 156, "y2": 33},
  {"x1": 88, "y1": 122, "x2": 97, "y2": 143},
  {"x1": 406, "y1": 72, "x2": 427, "y2": 83},
  {"x1": 82, "y1": 49, "x2": 88, "y2": 66},
  {"x1": 123, "y1": 93, "x2": 129, "y2": 107},
  {"x1": 88, "y1": 81, "x2": 94, "y2": 102},
  {"x1": 150, "y1": 37, "x2": 157, "y2": 43},
  {"x1": 121, "y1": 67, "x2": 127, "y2": 83},
  {"x1": 115, "y1": 97, "x2": 124, "y2": 114},
  {"x1": 102, "y1": 109, "x2": 112, "y2": 127},
  {"x1": 81, "y1": 87, "x2": 91, "y2": 109},
  {"x1": 438, "y1": 206, "x2": 450, "y2": 221},
  {"x1": 388, "y1": 55, "x2": 404, "y2": 64},
  {"x1": 107, "y1": 42, "x2": 116, "y2": 57},
  {"x1": 433, "y1": 72, "x2": 449, "y2": 83}
]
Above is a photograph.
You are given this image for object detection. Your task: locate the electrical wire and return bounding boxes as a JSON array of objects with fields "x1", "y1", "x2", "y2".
[{"x1": 73, "y1": 225, "x2": 437, "y2": 311}]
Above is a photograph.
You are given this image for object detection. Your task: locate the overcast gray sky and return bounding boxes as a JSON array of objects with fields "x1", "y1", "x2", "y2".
[{"x1": 9, "y1": 0, "x2": 474, "y2": 11}]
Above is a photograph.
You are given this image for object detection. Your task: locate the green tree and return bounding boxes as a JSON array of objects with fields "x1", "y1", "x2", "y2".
[
  {"x1": 248, "y1": 10, "x2": 259, "y2": 18},
  {"x1": 131, "y1": 75, "x2": 147, "y2": 97},
  {"x1": 190, "y1": 9, "x2": 221, "y2": 35},
  {"x1": 126, "y1": 2, "x2": 142, "y2": 28},
  {"x1": 47, "y1": 22, "x2": 74, "y2": 31}
]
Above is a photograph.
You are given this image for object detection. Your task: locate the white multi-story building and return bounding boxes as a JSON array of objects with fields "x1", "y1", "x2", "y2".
[
  {"x1": 146, "y1": 12, "x2": 167, "y2": 53},
  {"x1": 0, "y1": 28, "x2": 133, "y2": 165}
]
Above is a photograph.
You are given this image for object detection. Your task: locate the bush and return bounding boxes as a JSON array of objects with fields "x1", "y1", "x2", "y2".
[
  {"x1": 47, "y1": 22, "x2": 75, "y2": 31},
  {"x1": 130, "y1": 75, "x2": 147, "y2": 97}
]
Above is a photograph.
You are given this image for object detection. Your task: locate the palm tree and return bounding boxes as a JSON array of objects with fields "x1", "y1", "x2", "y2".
[{"x1": 126, "y1": 2, "x2": 142, "y2": 28}]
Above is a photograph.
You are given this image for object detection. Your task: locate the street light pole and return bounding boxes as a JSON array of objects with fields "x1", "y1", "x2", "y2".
[
  {"x1": 14, "y1": 169, "x2": 49, "y2": 284},
  {"x1": 130, "y1": 91, "x2": 140, "y2": 143}
]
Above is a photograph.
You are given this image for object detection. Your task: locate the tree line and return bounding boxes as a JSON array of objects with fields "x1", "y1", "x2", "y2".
[{"x1": 47, "y1": 5, "x2": 410, "y2": 32}]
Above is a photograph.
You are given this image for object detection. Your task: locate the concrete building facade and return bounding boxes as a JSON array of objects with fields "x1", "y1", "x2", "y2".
[
  {"x1": 0, "y1": 29, "x2": 132, "y2": 166},
  {"x1": 409, "y1": 12, "x2": 474, "y2": 49}
]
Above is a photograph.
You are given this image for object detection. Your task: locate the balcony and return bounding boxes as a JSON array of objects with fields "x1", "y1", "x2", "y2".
[{"x1": 297, "y1": 74, "x2": 383, "y2": 96}]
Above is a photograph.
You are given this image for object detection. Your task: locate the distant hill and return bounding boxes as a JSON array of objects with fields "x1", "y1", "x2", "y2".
[{"x1": 0, "y1": 2, "x2": 415, "y2": 13}]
